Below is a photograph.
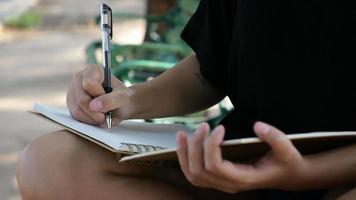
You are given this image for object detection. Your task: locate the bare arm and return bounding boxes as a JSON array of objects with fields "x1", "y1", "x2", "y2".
[
  {"x1": 66, "y1": 54, "x2": 224, "y2": 125},
  {"x1": 127, "y1": 54, "x2": 225, "y2": 119}
]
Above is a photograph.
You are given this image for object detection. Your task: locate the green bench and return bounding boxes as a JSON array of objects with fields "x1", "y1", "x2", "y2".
[{"x1": 86, "y1": 0, "x2": 231, "y2": 128}]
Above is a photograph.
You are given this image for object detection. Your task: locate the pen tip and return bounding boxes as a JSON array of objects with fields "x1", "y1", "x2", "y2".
[{"x1": 106, "y1": 115, "x2": 112, "y2": 129}]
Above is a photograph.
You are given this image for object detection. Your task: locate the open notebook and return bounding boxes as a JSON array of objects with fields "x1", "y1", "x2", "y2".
[{"x1": 33, "y1": 103, "x2": 356, "y2": 164}]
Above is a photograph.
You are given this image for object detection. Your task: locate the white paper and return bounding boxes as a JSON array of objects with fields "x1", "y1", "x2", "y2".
[{"x1": 33, "y1": 103, "x2": 194, "y2": 151}]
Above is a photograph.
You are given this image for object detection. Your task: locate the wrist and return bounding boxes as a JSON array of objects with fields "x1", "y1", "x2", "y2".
[
  {"x1": 280, "y1": 156, "x2": 315, "y2": 191},
  {"x1": 260, "y1": 157, "x2": 312, "y2": 191},
  {"x1": 293, "y1": 157, "x2": 313, "y2": 190}
]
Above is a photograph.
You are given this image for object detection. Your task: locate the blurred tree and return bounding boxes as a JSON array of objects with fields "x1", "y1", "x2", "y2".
[
  {"x1": 147, "y1": 0, "x2": 176, "y2": 15},
  {"x1": 145, "y1": 0, "x2": 177, "y2": 41}
]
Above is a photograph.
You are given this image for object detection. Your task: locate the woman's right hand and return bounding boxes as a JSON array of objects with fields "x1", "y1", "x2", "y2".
[{"x1": 66, "y1": 65, "x2": 134, "y2": 126}]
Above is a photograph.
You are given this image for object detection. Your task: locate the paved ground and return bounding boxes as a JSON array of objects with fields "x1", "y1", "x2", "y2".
[{"x1": 0, "y1": 0, "x2": 145, "y2": 199}]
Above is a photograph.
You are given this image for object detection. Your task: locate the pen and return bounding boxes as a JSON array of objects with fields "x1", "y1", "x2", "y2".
[{"x1": 101, "y1": 3, "x2": 113, "y2": 128}]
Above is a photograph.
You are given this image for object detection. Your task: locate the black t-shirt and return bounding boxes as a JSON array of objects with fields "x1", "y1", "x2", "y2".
[
  {"x1": 181, "y1": 1, "x2": 354, "y2": 198},
  {"x1": 181, "y1": 0, "x2": 355, "y2": 140}
]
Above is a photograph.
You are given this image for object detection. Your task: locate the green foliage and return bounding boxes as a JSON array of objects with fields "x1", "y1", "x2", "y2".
[{"x1": 4, "y1": 10, "x2": 42, "y2": 29}]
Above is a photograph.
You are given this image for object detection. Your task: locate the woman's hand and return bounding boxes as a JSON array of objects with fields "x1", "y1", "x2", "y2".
[
  {"x1": 66, "y1": 65, "x2": 134, "y2": 126},
  {"x1": 176, "y1": 121, "x2": 310, "y2": 193}
]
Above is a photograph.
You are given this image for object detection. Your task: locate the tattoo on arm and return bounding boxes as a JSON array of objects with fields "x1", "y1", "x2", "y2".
[{"x1": 195, "y1": 72, "x2": 206, "y2": 85}]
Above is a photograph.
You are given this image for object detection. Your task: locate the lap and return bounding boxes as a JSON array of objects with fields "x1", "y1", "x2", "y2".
[
  {"x1": 57, "y1": 130, "x2": 254, "y2": 198},
  {"x1": 20, "y1": 130, "x2": 250, "y2": 199},
  {"x1": 25, "y1": 130, "x2": 184, "y2": 181},
  {"x1": 21, "y1": 130, "x2": 354, "y2": 200}
]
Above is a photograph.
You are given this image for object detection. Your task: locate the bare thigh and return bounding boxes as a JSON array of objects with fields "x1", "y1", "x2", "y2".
[
  {"x1": 17, "y1": 131, "x2": 193, "y2": 199},
  {"x1": 17, "y1": 130, "x2": 259, "y2": 200}
]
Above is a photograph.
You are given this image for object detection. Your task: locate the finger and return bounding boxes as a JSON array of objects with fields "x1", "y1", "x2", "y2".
[
  {"x1": 67, "y1": 82, "x2": 101, "y2": 125},
  {"x1": 82, "y1": 65, "x2": 127, "y2": 98},
  {"x1": 177, "y1": 131, "x2": 192, "y2": 181},
  {"x1": 68, "y1": 103, "x2": 101, "y2": 125},
  {"x1": 201, "y1": 126, "x2": 254, "y2": 192},
  {"x1": 111, "y1": 118, "x2": 123, "y2": 126},
  {"x1": 203, "y1": 126, "x2": 248, "y2": 182},
  {"x1": 74, "y1": 73, "x2": 105, "y2": 123},
  {"x1": 204, "y1": 125, "x2": 225, "y2": 173},
  {"x1": 187, "y1": 123, "x2": 210, "y2": 176},
  {"x1": 89, "y1": 91, "x2": 130, "y2": 113},
  {"x1": 82, "y1": 65, "x2": 105, "y2": 97},
  {"x1": 177, "y1": 131, "x2": 230, "y2": 189},
  {"x1": 221, "y1": 161, "x2": 260, "y2": 191},
  {"x1": 203, "y1": 125, "x2": 263, "y2": 191},
  {"x1": 253, "y1": 121, "x2": 302, "y2": 162}
]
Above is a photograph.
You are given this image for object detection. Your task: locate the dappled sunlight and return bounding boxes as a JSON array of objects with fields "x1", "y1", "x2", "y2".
[
  {"x1": 0, "y1": 0, "x2": 147, "y2": 198},
  {"x1": 0, "y1": 151, "x2": 20, "y2": 165},
  {"x1": 113, "y1": 19, "x2": 146, "y2": 45},
  {"x1": 0, "y1": 92, "x2": 66, "y2": 111}
]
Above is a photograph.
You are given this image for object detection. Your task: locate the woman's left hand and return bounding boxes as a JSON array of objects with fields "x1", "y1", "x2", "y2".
[{"x1": 176, "y1": 121, "x2": 310, "y2": 193}]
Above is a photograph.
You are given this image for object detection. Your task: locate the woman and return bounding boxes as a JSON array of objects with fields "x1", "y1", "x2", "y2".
[{"x1": 16, "y1": 0, "x2": 356, "y2": 199}]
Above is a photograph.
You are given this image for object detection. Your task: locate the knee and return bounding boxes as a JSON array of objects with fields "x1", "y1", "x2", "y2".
[
  {"x1": 16, "y1": 130, "x2": 156, "y2": 199},
  {"x1": 16, "y1": 131, "x2": 83, "y2": 200},
  {"x1": 336, "y1": 187, "x2": 356, "y2": 200}
]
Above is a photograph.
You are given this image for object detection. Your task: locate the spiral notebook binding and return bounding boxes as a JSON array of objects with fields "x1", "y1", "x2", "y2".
[
  {"x1": 116, "y1": 153, "x2": 178, "y2": 167},
  {"x1": 121, "y1": 142, "x2": 166, "y2": 154},
  {"x1": 116, "y1": 143, "x2": 177, "y2": 167}
]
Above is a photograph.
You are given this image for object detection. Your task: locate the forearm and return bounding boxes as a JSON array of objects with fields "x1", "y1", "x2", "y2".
[
  {"x1": 125, "y1": 54, "x2": 225, "y2": 119},
  {"x1": 299, "y1": 144, "x2": 356, "y2": 190}
]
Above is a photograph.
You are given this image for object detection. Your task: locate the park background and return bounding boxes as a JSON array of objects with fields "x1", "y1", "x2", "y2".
[{"x1": 0, "y1": 0, "x2": 170, "y2": 199}]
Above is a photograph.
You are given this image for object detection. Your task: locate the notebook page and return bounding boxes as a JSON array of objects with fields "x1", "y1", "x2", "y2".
[{"x1": 33, "y1": 103, "x2": 193, "y2": 151}]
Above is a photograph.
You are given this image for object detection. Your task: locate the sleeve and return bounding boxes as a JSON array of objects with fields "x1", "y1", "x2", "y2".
[{"x1": 181, "y1": 0, "x2": 233, "y2": 93}]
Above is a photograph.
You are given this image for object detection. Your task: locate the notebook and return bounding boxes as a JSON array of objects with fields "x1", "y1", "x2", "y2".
[{"x1": 32, "y1": 103, "x2": 356, "y2": 165}]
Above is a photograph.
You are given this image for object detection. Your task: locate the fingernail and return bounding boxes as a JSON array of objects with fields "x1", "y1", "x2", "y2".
[
  {"x1": 194, "y1": 124, "x2": 203, "y2": 134},
  {"x1": 255, "y1": 122, "x2": 271, "y2": 135},
  {"x1": 91, "y1": 100, "x2": 103, "y2": 111},
  {"x1": 211, "y1": 125, "x2": 225, "y2": 143},
  {"x1": 215, "y1": 125, "x2": 223, "y2": 132},
  {"x1": 177, "y1": 132, "x2": 185, "y2": 148},
  {"x1": 213, "y1": 125, "x2": 224, "y2": 135},
  {"x1": 197, "y1": 123, "x2": 206, "y2": 132}
]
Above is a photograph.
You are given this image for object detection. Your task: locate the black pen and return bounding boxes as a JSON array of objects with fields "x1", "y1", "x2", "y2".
[{"x1": 101, "y1": 3, "x2": 113, "y2": 128}]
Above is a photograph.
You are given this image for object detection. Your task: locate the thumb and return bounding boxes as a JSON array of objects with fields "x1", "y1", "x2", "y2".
[
  {"x1": 253, "y1": 121, "x2": 301, "y2": 162},
  {"x1": 89, "y1": 91, "x2": 130, "y2": 113}
]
